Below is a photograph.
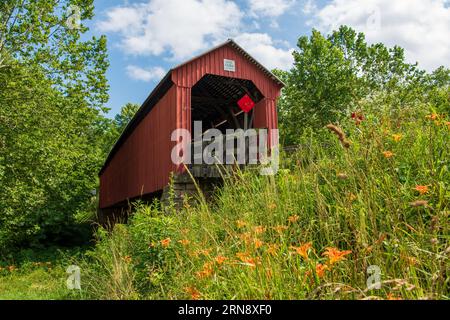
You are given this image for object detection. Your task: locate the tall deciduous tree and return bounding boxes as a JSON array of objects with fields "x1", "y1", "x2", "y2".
[
  {"x1": 0, "y1": 0, "x2": 110, "y2": 251},
  {"x1": 276, "y1": 26, "x2": 439, "y2": 145}
]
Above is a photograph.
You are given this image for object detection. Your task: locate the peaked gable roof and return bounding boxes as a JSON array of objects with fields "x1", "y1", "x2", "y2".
[{"x1": 173, "y1": 39, "x2": 284, "y2": 86}]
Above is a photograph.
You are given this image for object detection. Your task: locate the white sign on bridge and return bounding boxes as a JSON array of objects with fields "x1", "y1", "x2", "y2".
[{"x1": 224, "y1": 59, "x2": 236, "y2": 72}]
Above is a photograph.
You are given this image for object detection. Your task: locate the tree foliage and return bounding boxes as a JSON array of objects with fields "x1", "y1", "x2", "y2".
[
  {"x1": 0, "y1": 0, "x2": 109, "y2": 252},
  {"x1": 277, "y1": 26, "x2": 448, "y2": 145}
]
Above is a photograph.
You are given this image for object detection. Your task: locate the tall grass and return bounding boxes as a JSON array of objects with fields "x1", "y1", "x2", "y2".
[{"x1": 81, "y1": 100, "x2": 449, "y2": 300}]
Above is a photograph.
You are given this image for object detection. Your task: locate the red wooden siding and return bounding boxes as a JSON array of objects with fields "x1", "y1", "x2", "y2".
[
  {"x1": 99, "y1": 41, "x2": 283, "y2": 209},
  {"x1": 100, "y1": 85, "x2": 177, "y2": 208}
]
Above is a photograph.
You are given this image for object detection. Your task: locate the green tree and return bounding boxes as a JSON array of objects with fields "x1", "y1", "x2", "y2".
[
  {"x1": 0, "y1": 0, "x2": 109, "y2": 109},
  {"x1": 0, "y1": 0, "x2": 109, "y2": 252},
  {"x1": 278, "y1": 26, "x2": 433, "y2": 144},
  {"x1": 114, "y1": 103, "x2": 140, "y2": 134}
]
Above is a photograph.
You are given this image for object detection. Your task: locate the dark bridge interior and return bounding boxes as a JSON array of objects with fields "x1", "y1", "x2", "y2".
[{"x1": 191, "y1": 74, "x2": 264, "y2": 134}]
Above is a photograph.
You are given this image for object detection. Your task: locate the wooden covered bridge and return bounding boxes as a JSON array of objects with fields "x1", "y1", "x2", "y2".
[{"x1": 98, "y1": 39, "x2": 284, "y2": 218}]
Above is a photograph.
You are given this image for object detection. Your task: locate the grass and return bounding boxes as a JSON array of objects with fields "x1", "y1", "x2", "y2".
[
  {"x1": 1, "y1": 100, "x2": 448, "y2": 300},
  {"x1": 0, "y1": 247, "x2": 87, "y2": 300},
  {"x1": 76, "y1": 100, "x2": 449, "y2": 300}
]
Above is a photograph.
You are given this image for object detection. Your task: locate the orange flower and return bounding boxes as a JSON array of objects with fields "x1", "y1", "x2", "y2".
[
  {"x1": 347, "y1": 193, "x2": 358, "y2": 202},
  {"x1": 254, "y1": 226, "x2": 266, "y2": 234},
  {"x1": 315, "y1": 263, "x2": 328, "y2": 278},
  {"x1": 236, "y1": 220, "x2": 247, "y2": 228},
  {"x1": 392, "y1": 134, "x2": 403, "y2": 142},
  {"x1": 194, "y1": 249, "x2": 211, "y2": 257},
  {"x1": 445, "y1": 121, "x2": 450, "y2": 130},
  {"x1": 215, "y1": 256, "x2": 228, "y2": 265},
  {"x1": 273, "y1": 225, "x2": 288, "y2": 233},
  {"x1": 288, "y1": 215, "x2": 299, "y2": 223},
  {"x1": 178, "y1": 239, "x2": 190, "y2": 246},
  {"x1": 239, "y1": 232, "x2": 252, "y2": 244},
  {"x1": 236, "y1": 252, "x2": 250, "y2": 261},
  {"x1": 413, "y1": 185, "x2": 430, "y2": 195},
  {"x1": 266, "y1": 243, "x2": 279, "y2": 256},
  {"x1": 426, "y1": 113, "x2": 439, "y2": 121},
  {"x1": 382, "y1": 151, "x2": 394, "y2": 158},
  {"x1": 290, "y1": 242, "x2": 312, "y2": 260},
  {"x1": 122, "y1": 256, "x2": 132, "y2": 264},
  {"x1": 386, "y1": 293, "x2": 402, "y2": 300},
  {"x1": 253, "y1": 239, "x2": 264, "y2": 249},
  {"x1": 185, "y1": 287, "x2": 201, "y2": 300},
  {"x1": 160, "y1": 238, "x2": 171, "y2": 248},
  {"x1": 196, "y1": 262, "x2": 214, "y2": 278},
  {"x1": 322, "y1": 247, "x2": 352, "y2": 265},
  {"x1": 242, "y1": 257, "x2": 260, "y2": 268}
]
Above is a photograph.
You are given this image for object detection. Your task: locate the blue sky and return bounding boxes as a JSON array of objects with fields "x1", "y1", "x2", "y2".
[{"x1": 87, "y1": 0, "x2": 450, "y2": 117}]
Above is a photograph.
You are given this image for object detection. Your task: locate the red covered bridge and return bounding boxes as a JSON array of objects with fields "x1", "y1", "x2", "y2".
[{"x1": 98, "y1": 39, "x2": 284, "y2": 214}]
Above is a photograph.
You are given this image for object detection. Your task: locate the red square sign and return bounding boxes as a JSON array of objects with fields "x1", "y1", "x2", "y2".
[{"x1": 237, "y1": 94, "x2": 255, "y2": 113}]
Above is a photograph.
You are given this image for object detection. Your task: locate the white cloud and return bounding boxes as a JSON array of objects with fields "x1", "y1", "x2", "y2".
[
  {"x1": 309, "y1": 0, "x2": 450, "y2": 71},
  {"x1": 234, "y1": 33, "x2": 294, "y2": 70},
  {"x1": 126, "y1": 65, "x2": 166, "y2": 82},
  {"x1": 97, "y1": 6, "x2": 146, "y2": 33},
  {"x1": 98, "y1": 0, "x2": 242, "y2": 60},
  {"x1": 248, "y1": 0, "x2": 295, "y2": 18},
  {"x1": 98, "y1": 0, "x2": 295, "y2": 71},
  {"x1": 302, "y1": 0, "x2": 317, "y2": 14}
]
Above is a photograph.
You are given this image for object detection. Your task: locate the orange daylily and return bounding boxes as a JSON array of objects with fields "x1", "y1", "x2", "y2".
[
  {"x1": 253, "y1": 239, "x2": 264, "y2": 249},
  {"x1": 315, "y1": 263, "x2": 329, "y2": 278},
  {"x1": 236, "y1": 220, "x2": 247, "y2": 228},
  {"x1": 413, "y1": 185, "x2": 430, "y2": 195},
  {"x1": 322, "y1": 247, "x2": 352, "y2": 264},
  {"x1": 392, "y1": 134, "x2": 403, "y2": 142},
  {"x1": 242, "y1": 257, "x2": 260, "y2": 268},
  {"x1": 194, "y1": 249, "x2": 212, "y2": 257},
  {"x1": 123, "y1": 256, "x2": 132, "y2": 264},
  {"x1": 239, "y1": 232, "x2": 252, "y2": 244},
  {"x1": 178, "y1": 239, "x2": 190, "y2": 246},
  {"x1": 196, "y1": 262, "x2": 214, "y2": 278},
  {"x1": 215, "y1": 256, "x2": 228, "y2": 265},
  {"x1": 347, "y1": 193, "x2": 358, "y2": 202},
  {"x1": 288, "y1": 215, "x2": 299, "y2": 223},
  {"x1": 236, "y1": 252, "x2": 250, "y2": 261},
  {"x1": 266, "y1": 243, "x2": 280, "y2": 256},
  {"x1": 254, "y1": 226, "x2": 266, "y2": 234},
  {"x1": 160, "y1": 238, "x2": 171, "y2": 248},
  {"x1": 382, "y1": 151, "x2": 394, "y2": 158},
  {"x1": 185, "y1": 287, "x2": 201, "y2": 300},
  {"x1": 426, "y1": 113, "x2": 439, "y2": 121},
  {"x1": 290, "y1": 242, "x2": 312, "y2": 260},
  {"x1": 273, "y1": 225, "x2": 288, "y2": 233},
  {"x1": 386, "y1": 293, "x2": 402, "y2": 300}
]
